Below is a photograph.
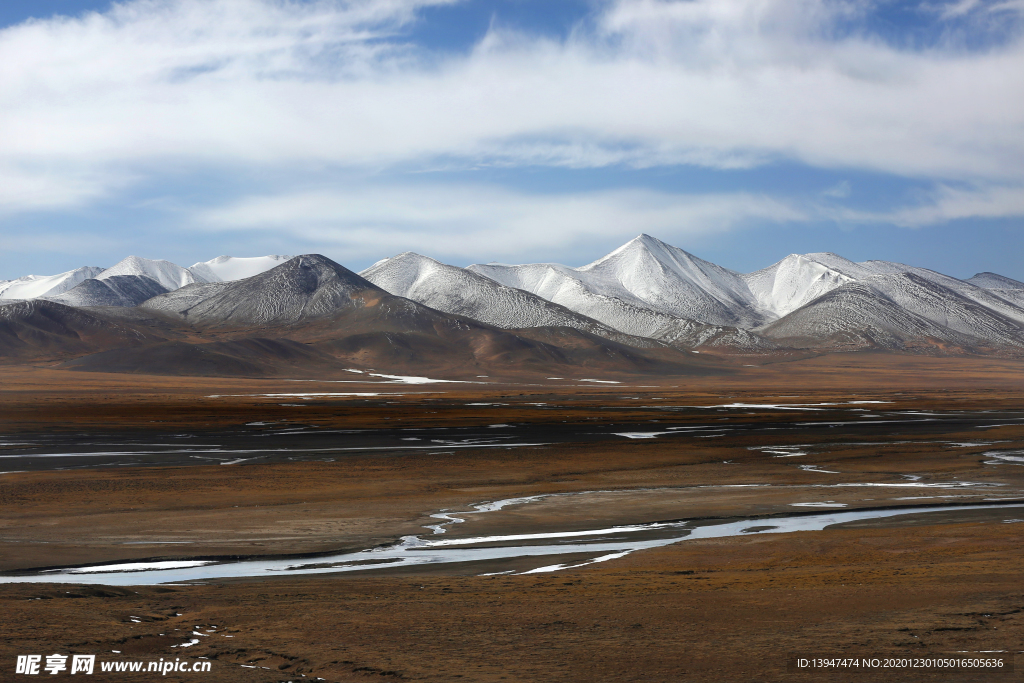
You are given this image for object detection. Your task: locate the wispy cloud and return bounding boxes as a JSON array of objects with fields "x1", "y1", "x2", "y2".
[
  {"x1": 192, "y1": 175, "x2": 1024, "y2": 264},
  {"x1": 0, "y1": 0, "x2": 1021, "y2": 218},
  {"x1": 197, "y1": 183, "x2": 806, "y2": 262},
  {"x1": 847, "y1": 183, "x2": 1024, "y2": 227}
]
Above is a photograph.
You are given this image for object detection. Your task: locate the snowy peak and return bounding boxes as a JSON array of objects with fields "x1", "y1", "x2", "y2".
[
  {"x1": 470, "y1": 235, "x2": 763, "y2": 329},
  {"x1": 0, "y1": 266, "x2": 106, "y2": 300},
  {"x1": 0, "y1": 255, "x2": 293, "y2": 303},
  {"x1": 48, "y1": 275, "x2": 169, "y2": 308},
  {"x1": 801, "y1": 253, "x2": 879, "y2": 279},
  {"x1": 968, "y1": 272, "x2": 1024, "y2": 290},
  {"x1": 759, "y1": 279, "x2": 978, "y2": 351},
  {"x1": 183, "y1": 254, "x2": 386, "y2": 327},
  {"x1": 744, "y1": 254, "x2": 858, "y2": 318},
  {"x1": 584, "y1": 234, "x2": 739, "y2": 291},
  {"x1": 360, "y1": 252, "x2": 662, "y2": 347},
  {"x1": 98, "y1": 256, "x2": 200, "y2": 290},
  {"x1": 360, "y1": 252, "x2": 448, "y2": 297},
  {"x1": 579, "y1": 233, "x2": 758, "y2": 324},
  {"x1": 188, "y1": 255, "x2": 294, "y2": 283}
]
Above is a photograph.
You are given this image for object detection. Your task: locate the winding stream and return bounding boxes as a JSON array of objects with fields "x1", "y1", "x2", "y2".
[{"x1": 3, "y1": 500, "x2": 1022, "y2": 586}]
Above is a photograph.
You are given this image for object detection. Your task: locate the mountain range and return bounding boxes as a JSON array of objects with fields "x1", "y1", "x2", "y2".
[{"x1": 1, "y1": 236, "x2": 1021, "y2": 377}]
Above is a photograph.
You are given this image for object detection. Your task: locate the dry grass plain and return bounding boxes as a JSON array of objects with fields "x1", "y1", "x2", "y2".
[{"x1": 1, "y1": 353, "x2": 1023, "y2": 681}]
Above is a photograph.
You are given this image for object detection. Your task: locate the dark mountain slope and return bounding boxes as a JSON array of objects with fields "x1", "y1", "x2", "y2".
[
  {"x1": 62, "y1": 338, "x2": 336, "y2": 377},
  {"x1": 56, "y1": 255, "x2": 723, "y2": 378},
  {"x1": 181, "y1": 255, "x2": 385, "y2": 327},
  {"x1": 0, "y1": 300, "x2": 156, "y2": 361},
  {"x1": 47, "y1": 275, "x2": 170, "y2": 308}
]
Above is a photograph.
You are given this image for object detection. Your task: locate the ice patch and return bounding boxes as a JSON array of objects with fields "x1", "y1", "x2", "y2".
[
  {"x1": 52, "y1": 560, "x2": 214, "y2": 574},
  {"x1": 751, "y1": 446, "x2": 808, "y2": 457},
  {"x1": 520, "y1": 550, "x2": 633, "y2": 574},
  {"x1": 798, "y1": 465, "x2": 840, "y2": 474},
  {"x1": 983, "y1": 450, "x2": 1024, "y2": 465},
  {"x1": 367, "y1": 373, "x2": 475, "y2": 384},
  {"x1": 696, "y1": 403, "x2": 827, "y2": 411},
  {"x1": 614, "y1": 431, "x2": 676, "y2": 439},
  {"x1": 790, "y1": 502, "x2": 847, "y2": 507}
]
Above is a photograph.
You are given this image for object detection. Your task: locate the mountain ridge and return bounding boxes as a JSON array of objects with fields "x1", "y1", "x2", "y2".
[{"x1": 1, "y1": 239, "x2": 1021, "y2": 373}]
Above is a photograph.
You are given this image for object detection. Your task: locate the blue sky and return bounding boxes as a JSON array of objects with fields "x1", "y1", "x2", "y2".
[{"x1": 1, "y1": 0, "x2": 1022, "y2": 280}]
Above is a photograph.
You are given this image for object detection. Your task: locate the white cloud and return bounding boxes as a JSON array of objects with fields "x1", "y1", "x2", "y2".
[
  {"x1": 929, "y1": 0, "x2": 1024, "y2": 19},
  {"x1": 936, "y1": 0, "x2": 983, "y2": 19},
  {"x1": 197, "y1": 183, "x2": 806, "y2": 261},
  {"x1": 193, "y1": 178, "x2": 1024, "y2": 264},
  {"x1": 836, "y1": 183, "x2": 1024, "y2": 227},
  {"x1": 0, "y1": 164, "x2": 129, "y2": 214},
  {"x1": 0, "y1": 0, "x2": 1021, "y2": 226}
]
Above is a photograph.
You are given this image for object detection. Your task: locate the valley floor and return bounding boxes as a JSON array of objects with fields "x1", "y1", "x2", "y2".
[{"x1": 1, "y1": 353, "x2": 1023, "y2": 681}]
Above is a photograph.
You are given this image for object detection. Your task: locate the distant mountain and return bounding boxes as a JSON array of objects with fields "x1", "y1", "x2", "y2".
[
  {"x1": 859, "y1": 272, "x2": 1024, "y2": 346},
  {"x1": 0, "y1": 266, "x2": 105, "y2": 301},
  {"x1": 0, "y1": 255, "x2": 293, "y2": 306},
  {"x1": 179, "y1": 254, "x2": 387, "y2": 327},
  {"x1": 139, "y1": 282, "x2": 232, "y2": 316},
  {"x1": 360, "y1": 252, "x2": 662, "y2": 348},
  {"x1": 470, "y1": 234, "x2": 763, "y2": 329},
  {"x1": 30, "y1": 255, "x2": 297, "y2": 310},
  {"x1": 188, "y1": 255, "x2": 293, "y2": 283},
  {"x1": 47, "y1": 254, "x2": 720, "y2": 378},
  {"x1": 0, "y1": 299, "x2": 151, "y2": 361},
  {"x1": 96, "y1": 255, "x2": 200, "y2": 290},
  {"x1": 744, "y1": 253, "x2": 865, "y2": 319},
  {"x1": 1, "y1": 239, "x2": 1022, "y2": 375},
  {"x1": 744, "y1": 252, "x2": 1024, "y2": 348},
  {"x1": 759, "y1": 281, "x2": 981, "y2": 352},
  {"x1": 48, "y1": 275, "x2": 170, "y2": 308},
  {"x1": 860, "y1": 260, "x2": 1024, "y2": 326},
  {"x1": 968, "y1": 272, "x2": 1024, "y2": 290}
]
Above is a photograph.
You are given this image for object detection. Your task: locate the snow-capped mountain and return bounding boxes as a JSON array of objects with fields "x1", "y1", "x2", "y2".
[
  {"x1": 745, "y1": 252, "x2": 1024, "y2": 342},
  {"x1": 364, "y1": 251, "x2": 773, "y2": 352},
  {"x1": 461, "y1": 234, "x2": 1022, "y2": 353},
  {"x1": 360, "y1": 252, "x2": 660, "y2": 347},
  {"x1": 1, "y1": 238, "x2": 1021, "y2": 358},
  {"x1": 188, "y1": 255, "x2": 293, "y2": 283},
  {"x1": 139, "y1": 282, "x2": 232, "y2": 316},
  {"x1": 759, "y1": 281, "x2": 983, "y2": 351},
  {"x1": 3, "y1": 255, "x2": 296, "y2": 308},
  {"x1": 744, "y1": 253, "x2": 866, "y2": 318},
  {"x1": 0, "y1": 266, "x2": 105, "y2": 300},
  {"x1": 578, "y1": 234, "x2": 763, "y2": 326},
  {"x1": 96, "y1": 255, "x2": 200, "y2": 290},
  {"x1": 47, "y1": 275, "x2": 170, "y2": 308},
  {"x1": 859, "y1": 272, "x2": 1024, "y2": 346},
  {"x1": 178, "y1": 254, "x2": 386, "y2": 327},
  {"x1": 40, "y1": 256, "x2": 200, "y2": 308},
  {"x1": 968, "y1": 272, "x2": 1024, "y2": 290},
  {"x1": 470, "y1": 235, "x2": 762, "y2": 329}
]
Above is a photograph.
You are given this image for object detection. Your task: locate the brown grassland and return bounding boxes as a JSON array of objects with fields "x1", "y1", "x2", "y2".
[{"x1": 1, "y1": 352, "x2": 1023, "y2": 682}]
